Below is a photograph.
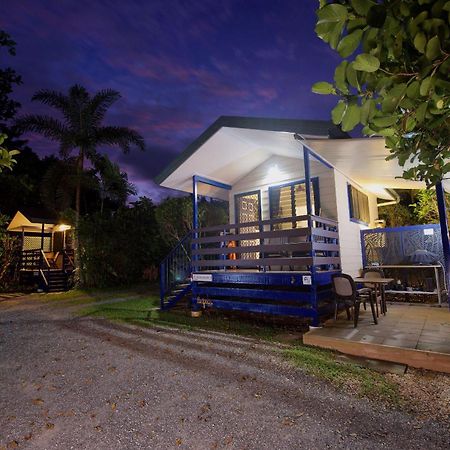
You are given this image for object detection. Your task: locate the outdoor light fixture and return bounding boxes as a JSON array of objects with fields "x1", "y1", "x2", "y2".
[
  {"x1": 266, "y1": 164, "x2": 283, "y2": 183},
  {"x1": 56, "y1": 224, "x2": 71, "y2": 231}
]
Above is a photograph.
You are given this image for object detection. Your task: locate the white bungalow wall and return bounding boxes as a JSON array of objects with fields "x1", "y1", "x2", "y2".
[
  {"x1": 334, "y1": 170, "x2": 378, "y2": 277},
  {"x1": 228, "y1": 151, "x2": 338, "y2": 223},
  {"x1": 226, "y1": 151, "x2": 378, "y2": 277}
]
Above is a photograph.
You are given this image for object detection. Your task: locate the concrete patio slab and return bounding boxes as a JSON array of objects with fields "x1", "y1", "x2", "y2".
[{"x1": 304, "y1": 304, "x2": 450, "y2": 373}]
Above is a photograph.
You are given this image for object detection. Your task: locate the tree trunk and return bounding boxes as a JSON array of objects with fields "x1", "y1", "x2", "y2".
[{"x1": 73, "y1": 148, "x2": 84, "y2": 285}]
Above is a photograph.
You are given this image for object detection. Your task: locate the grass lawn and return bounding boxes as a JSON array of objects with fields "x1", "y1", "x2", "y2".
[{"x1": 74, "y1": 288, "x2": 401, "y2": 406}]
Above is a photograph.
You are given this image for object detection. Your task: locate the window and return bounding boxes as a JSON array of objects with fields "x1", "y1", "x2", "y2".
[
  {"x1": 269, "y1": 179, "x2": 319, "y2": 229},
  {"x1": 348, "y1": 184, "x2": 370, "y2": 224}
]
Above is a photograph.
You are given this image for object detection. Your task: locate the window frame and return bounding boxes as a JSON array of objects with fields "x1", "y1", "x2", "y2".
[
  {"x1": 268, "y1": 177, "x2": 320, "y2": 220},
  {"x1": 347, "y1": 183, "x2": 370, "y2": 225}
]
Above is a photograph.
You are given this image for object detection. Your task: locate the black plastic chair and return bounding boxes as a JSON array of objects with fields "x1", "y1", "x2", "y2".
[
  {"x1": 331, "y1": 273, "x2": 378, "y2": 327},
  {"x1": 362, "y1": 268, "x2": 386, "y2": 315}
]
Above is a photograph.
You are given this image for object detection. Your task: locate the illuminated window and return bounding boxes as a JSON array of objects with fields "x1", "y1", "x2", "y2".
[
  {"x1": 348, "y1": 184, "x2": 370, "y2": 224},
  {"x1": 269, "y1": 179, "x2": 319, "y2": 228}
]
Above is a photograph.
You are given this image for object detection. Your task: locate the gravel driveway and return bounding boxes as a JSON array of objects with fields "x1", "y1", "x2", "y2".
[{"x1": 1, "y1": 296, "x2": 449, "y2": 449}]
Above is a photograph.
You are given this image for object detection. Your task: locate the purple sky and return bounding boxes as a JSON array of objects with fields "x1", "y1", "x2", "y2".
[{"x1": 3, "y1": 0, "x2": 340, "y2": 202}]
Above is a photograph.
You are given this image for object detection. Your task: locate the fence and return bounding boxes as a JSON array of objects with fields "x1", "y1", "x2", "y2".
[{"x1": 361, "y1": 224, "x2": 444, "y2": 267}]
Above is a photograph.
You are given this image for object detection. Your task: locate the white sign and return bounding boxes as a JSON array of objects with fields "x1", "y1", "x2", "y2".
[
  {"x1": 192, "y1": 273, "x2": 213, "y2": 282},
  {"x1": 302, "y1": 275, "x2": 312, "y2": 285},
  {"x1": 423, "y1": 228, "x2": 434, "y2": 236}
]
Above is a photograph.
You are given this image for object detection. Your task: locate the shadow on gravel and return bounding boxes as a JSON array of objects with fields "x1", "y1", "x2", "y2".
[{"x1": 54, "y1": 317, "x2": 448, "y2": 448}]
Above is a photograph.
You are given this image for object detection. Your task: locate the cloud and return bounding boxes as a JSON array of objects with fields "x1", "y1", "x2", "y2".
[{"x1": 3, "y1": 0, "x2": 340, "y2": 199}]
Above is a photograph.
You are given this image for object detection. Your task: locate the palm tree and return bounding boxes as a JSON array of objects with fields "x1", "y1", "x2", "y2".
[
  {"x1": 16, "y1": 85, "x2": 145, "y2": 271},
  {"x1": 16, "y1": 84, "x2": 145, "y2": 219}
]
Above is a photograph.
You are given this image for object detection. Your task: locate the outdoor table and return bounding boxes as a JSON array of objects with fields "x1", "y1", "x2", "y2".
[{"x1": 353, "y1": 277, "x2": 394, "y2": 315}]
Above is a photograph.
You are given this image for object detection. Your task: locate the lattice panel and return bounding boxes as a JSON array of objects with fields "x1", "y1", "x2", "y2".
[
  {"x1": 362, "y1": 226, "x2": 444, "y2": 266},
  {"x1": 23, "y1": 235, "x2": 51, "y2": 251}
]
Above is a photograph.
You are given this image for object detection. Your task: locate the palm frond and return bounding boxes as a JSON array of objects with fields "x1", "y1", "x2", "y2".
[
  {"x1": 32, "y1": 89, "x2": 70, "y2": 111},
  {"x1": 95, "y1": 126, "x2": 145, "y2": 153},
  {"x1": 15, "y1": 114, "x2": 69, "y2": 142},
  {"x1": 89, "y1": 89, "x2": 121, "y2": 126}
]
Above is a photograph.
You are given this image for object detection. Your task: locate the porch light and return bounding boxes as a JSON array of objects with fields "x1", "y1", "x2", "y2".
[
  {"x1": 266, "y1": 165, "x2": 283, "y2": 183},
  {"x1": 56, "y1": 224, "x2": 71, "y2": 231}
]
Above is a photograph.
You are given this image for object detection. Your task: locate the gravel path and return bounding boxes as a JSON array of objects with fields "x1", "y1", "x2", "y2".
[{"x1": 1, "y1": 296, "x2": 449, "y2": 449}]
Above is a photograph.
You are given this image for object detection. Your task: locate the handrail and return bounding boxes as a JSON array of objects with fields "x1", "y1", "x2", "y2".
[
  {"x1": 160, "y1": 232, "x2": 192, "y2": 308},
  {"x1": 193, "y1": 214, "x2": 337, "y2": 233},
  {"x1": 160, "y1": 232, "x2": 192, "y2": 266},
  {"x1": 191, "y1": 214, "x2": 340, "y2": 272},
  {"x1": 62, "y1": 249, "x2": 75, "y2": 271},
  {"x1": 39, "y1": 269, "x2": 49, "y2": 287},
  {"x1": 40, "y1": 250, "x2": 51, "y2": 268}
]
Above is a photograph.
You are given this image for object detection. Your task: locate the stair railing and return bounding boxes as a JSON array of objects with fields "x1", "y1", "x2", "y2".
[
  {"x1": 160, "y1": 232, "x2": 192, "y2": 309},
  {"x1": 40, "y1": 250, "x2": 51, "y2": 290}
]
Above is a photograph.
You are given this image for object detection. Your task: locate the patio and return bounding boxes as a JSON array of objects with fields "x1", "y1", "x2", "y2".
[{"x1": 303, "y1": 304, "x2": 450, "y2": 374}]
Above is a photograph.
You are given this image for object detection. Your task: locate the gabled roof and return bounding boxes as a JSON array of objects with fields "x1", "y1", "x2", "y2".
[
  {"x1": 7, "y1": 209, "x2": 58, "y2": 233},
  {"x1": 155, "y1": 116, "x2": 347, "y2": 184}
]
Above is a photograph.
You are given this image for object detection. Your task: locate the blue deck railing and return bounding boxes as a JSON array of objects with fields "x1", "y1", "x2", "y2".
[{"x1": 159, "y1": 232, "x2": 192, "y2": 310}]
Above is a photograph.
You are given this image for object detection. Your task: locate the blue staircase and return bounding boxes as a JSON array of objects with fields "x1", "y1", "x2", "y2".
[{"x1": 160, "y1": 232, "x2": 192, "y2": 310}]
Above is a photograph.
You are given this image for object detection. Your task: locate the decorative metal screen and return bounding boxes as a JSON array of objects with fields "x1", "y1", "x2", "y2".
[
  {"x1": 22, "y1": 234, "x2": 52, "y2": 251},
  {"x1": 361, "y1": 224, "x2": 444, "y2": 267}
]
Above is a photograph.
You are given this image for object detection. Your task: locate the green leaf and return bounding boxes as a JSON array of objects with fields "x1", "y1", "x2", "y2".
[
  {"x1": 406, "y1": 80, "x2": 420, "y2": 99},
  {"x1": 377, "y1": 127, "x2": 396, "y2": 137},
  {"x1": 317, "y1": 3, "x2": 348, "y2": 23},
  {"x1": 350, "y1": 0, "x2": 374, "y2": 16},
  {"x1": 312, "y1": 81, "x2": 335, "y2": 95},
  {"x1": 381, "y1": 96, "x2": 397, "y2": 113},
  {"x1": 341, "y1": 103, "x2": 360, "y2": 131},
  {"x1": 420, "y1": 76, "x2": 433, "y2": 96},
  {"x1": 405, "y1": 116, "x2": 417, "y2": 132},
  {"x1": 389, "y1": 83, "x2": 407, "y2": 98},
  {"x1": 337, "y1": 29, "x2": 363, "y2": 57},
  {"x1": 416, "y1": 102, "x2": 428, "y2": 123},
  {"x1": 372, "y1": 115, "x2": 398, "y2": 128},
  {"x1": 360, "y1": 99, "x2": 376, "y2": 124},
  {"x1": 331, "y1": 100, "x2": 346, "y2": 125},
  {"x1": 334, "y1": 61, "x2": 349, "y2": 93},
  {"x1": 362, "y1": 125, "x2": 377, "y2": 135},
  {"x1": 346, "y1": 63, "x2": 359, "y2": 89},
  {"x1": 347, "y1": 18, "x2": 367, "y2": 32},
  {"x1": 316, "y1": 3, "x2": 348, "y2": 49},
  {"x1": 353, "y1": 53, "x2": 380, "y2": 72},
  {"x1": 413, "y1": 32, "x2": 426, "y2": 53},
  {"x1": 425, "y1": 36, "x2": 441, "y2": 60}
]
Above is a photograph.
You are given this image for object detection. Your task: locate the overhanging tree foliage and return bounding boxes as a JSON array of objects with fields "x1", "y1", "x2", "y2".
[
  {"x1": 313, "y1": 0, "x2": 450, "y2": 186},
  {"x1": 0, "y1": 133, "x2": 19, "y2": 172}
]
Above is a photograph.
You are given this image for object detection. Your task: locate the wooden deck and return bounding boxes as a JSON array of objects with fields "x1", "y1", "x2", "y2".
[{"x1": 304, "y1": 304, "x2": 450, "y2": 373}]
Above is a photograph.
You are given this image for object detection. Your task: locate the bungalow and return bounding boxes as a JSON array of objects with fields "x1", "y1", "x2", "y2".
[
  {"x1": 7, "y1": 208, "x2": 74, "y2": 292},
  {"x1": 156, "y1": 116, "x2": 449, "y2": 325}
]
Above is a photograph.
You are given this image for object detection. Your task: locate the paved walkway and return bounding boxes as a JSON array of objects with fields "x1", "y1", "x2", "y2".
[
  {"x1": 304, "y1": 304, "x2": 450, "y2": 372},
  {"x1": 1, "y1": 296, "x2": 449, "y2": 449}
]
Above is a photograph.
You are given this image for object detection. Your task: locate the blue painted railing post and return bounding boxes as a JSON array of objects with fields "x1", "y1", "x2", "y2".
[
  {"x1": 435, "y1": 180, "x2": 450, "y2": 307},
  {"x1": 303, "y1": 146, "x2": 319, "y2": 325},
  {"x1": 303, "y1": 147, "x2": 312, "y2": 216},
  {"x1": 192, "y1": 175, "x2": 199, "y2": 311}
]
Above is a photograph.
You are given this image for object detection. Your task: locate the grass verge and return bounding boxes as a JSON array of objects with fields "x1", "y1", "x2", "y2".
[
  {"x1": 78, "y1": 295, "x2": 283, "y2": 340},
  {"x1": 76, "y1": 291, "x2": 402, "y2": 407},
  {"x1": 284, "y1": 346, "x2": 401, "y2": 405}
]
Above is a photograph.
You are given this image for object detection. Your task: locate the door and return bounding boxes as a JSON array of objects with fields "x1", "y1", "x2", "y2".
[{"x1": 234, "y1": 191, "x2": 261, "y2": 260}]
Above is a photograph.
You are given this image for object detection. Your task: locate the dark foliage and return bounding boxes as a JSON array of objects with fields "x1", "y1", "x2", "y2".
[{"x1": 78, "y1": 197, "x2": 164, "y2": 287}]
